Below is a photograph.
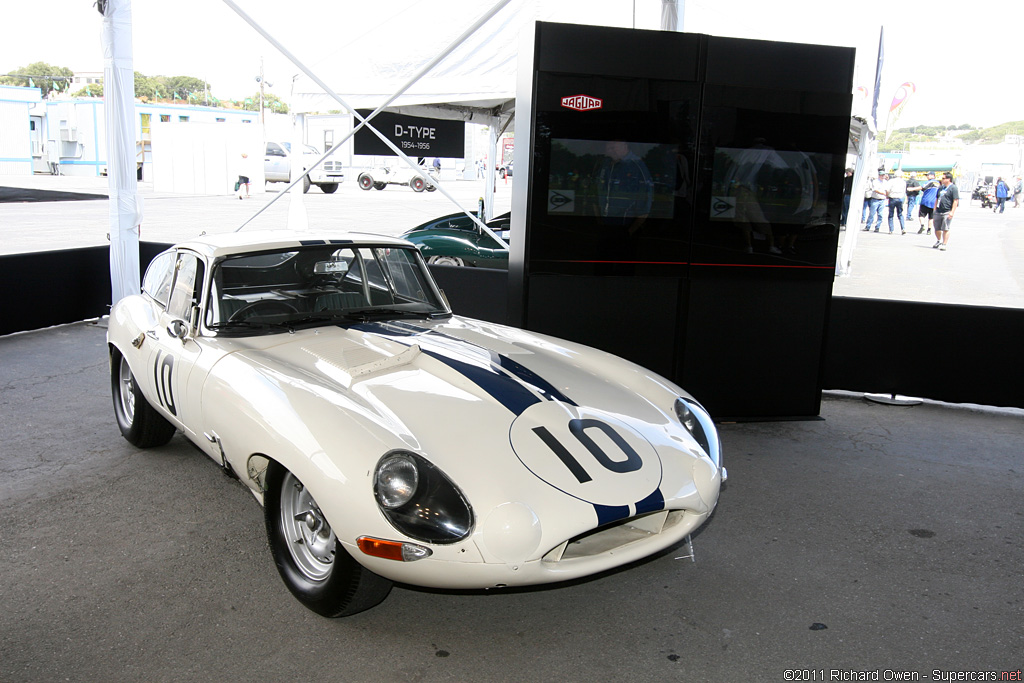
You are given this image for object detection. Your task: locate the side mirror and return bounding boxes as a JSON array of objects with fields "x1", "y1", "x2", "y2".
[{"x1": 167, "y1": 319, "x2": 188, "y2": 340}]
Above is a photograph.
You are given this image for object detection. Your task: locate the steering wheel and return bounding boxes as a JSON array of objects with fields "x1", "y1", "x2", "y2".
[{"x1": 228, "y1": 300, "x2": 298, "y2": 322}]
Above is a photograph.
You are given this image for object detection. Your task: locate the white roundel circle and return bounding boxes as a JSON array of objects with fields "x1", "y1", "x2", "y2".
[{"x1": 509, "y1": 402, "x2": 662, "y2": 506}]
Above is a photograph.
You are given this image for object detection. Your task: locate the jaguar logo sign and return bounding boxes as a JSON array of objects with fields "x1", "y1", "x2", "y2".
[{"x1": 561, "y1": 95, "x2": 603, "y2": 112}]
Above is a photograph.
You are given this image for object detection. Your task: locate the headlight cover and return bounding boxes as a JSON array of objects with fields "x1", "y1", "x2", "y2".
[
  {"x1": 373, "y1": 451, "x2": 473, "y2": 544},
  {"x1": 674, "y1": 397, "x2": 723, "y2": 470}
]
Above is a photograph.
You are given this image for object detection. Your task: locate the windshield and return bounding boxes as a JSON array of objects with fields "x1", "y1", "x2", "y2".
[{"x1": 205, "y1": 244, "x2": 449, "y2": 335}]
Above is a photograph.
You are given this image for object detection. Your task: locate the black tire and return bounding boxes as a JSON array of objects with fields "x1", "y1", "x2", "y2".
[
  {"x1": 302, "y1": 175, "x2": 311, "y2": 194},
  {"x1": 264, "y1": 462, "x2": 392, "y2": 617},
  {"x1": 319, "y1": 183, "x2": 338, "y2": 194},
  {"x1": 373, "y1": 182, "x2": 386, "y2": 191},
  {"x1": 358, "y1": 174, "x2": 374, "y2": 191},
  {"x1": 110, "y1": 347, "x2": 176, "y2": 448}
]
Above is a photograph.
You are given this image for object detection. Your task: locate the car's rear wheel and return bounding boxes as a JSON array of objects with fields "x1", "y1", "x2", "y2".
[
  {"x1": 111, "y1": 348, "x2": 176, "y2": 448},
  {"x1": 319, "y1": 183, "x2": 338, "y2": 194},
  {"x1": 373, "y1": 182, "x2": 386, "y2": 191},
  {"x1": 428, "y1": 255, "x2": 466, "y2": 267},
  {"x1": 410, "y1": 176, "x2": 426, "y2": 192},
  {"x1": 264, "y1": 462, "x2": 392, "y2": 617},
  {"x1": 357, "y1": 174, "x2": 374, "y2": 191}
]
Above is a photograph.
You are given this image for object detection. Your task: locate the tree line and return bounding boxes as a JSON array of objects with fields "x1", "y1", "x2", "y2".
[{"x1": 1, "y1": 61, "x2": 287, "y2": 113}]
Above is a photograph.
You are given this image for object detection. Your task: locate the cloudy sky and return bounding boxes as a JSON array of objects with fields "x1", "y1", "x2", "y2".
[{"x1": 3, "y1": 0, "x2": 1017, "y2": 130}]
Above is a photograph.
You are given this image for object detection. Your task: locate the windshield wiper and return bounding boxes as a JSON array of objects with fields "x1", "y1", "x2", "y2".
[
  {"x1": 209, "y1": 320, "x2": 295, "y2": 333},
  {"x1": 339, "y1": 307, "x2": 436, "y2": 321}
]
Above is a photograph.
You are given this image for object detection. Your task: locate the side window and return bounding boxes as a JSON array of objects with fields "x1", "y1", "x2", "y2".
[
  {"x1": 266, "y1": 142, "x2": 286, "y2": 157},
  {"x1": 142, "y1": 252, "x2": 175, "y2": 307},
  {"x1": 167, "y1": 253, "x2": 205, "y2": 321}
]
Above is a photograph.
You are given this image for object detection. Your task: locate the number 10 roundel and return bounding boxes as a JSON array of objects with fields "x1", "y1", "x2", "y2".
[{"x1": 509, "y1": 402, "x2": 662, "y2": 506}]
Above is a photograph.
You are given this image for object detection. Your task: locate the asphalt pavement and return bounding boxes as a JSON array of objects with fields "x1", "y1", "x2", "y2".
[{"x1": 0, "y1": 320, "x2": 1021, "y2": 682}]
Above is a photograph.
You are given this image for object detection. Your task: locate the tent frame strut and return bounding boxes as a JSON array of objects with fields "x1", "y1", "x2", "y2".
[{"x1": 222, "y1": 0, "x2": 511, "y2": 246}]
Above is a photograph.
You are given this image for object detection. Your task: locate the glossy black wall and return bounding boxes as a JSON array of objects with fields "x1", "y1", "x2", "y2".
[{"x1": 0, "y1": 243, "x2": 168, "y2": 337}]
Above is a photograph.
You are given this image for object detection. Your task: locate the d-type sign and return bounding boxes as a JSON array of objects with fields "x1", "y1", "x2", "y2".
[{"x1": 395, "y1": 125, "x2": 436, "y2": 140}]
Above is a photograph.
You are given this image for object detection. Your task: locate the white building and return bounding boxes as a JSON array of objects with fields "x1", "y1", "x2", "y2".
[
  {"x1": 44, "y1": 98, "x2": 264, "y2": 179},
  {"x1": 0, "y1": 84, "x2": 42, "y2": 175}
]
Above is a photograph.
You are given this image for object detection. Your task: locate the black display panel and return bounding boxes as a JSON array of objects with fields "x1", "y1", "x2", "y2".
[
  {"x1": 691, "y1": 85, "x2": 851, "y2": 274},
  {"x1": 526, "y1": 75, "x2": 700, "y2": 277},
  {"x1": 547, "y1": 139, "x2": 675, "y2": 220}
]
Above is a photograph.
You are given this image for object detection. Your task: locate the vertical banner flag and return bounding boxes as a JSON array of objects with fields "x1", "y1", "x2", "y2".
[
  {"x1": 871, "y1": 27, "x2": 884, "y2": 129},
  {"x1": 885, "y1": 82, "x2": 916, "y2": 142}
]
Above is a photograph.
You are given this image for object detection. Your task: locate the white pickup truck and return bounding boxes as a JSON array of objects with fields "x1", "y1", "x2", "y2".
[{"x1": 264, "y1": 141, "x2": 345, "y2": 194}]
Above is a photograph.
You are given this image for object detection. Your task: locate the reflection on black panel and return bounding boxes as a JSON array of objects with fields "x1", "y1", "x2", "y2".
[
  {"x1": 692, "y1": 91, "x2": 849, "y2": 273},
  {"x1": 548, "y1": 139, "x2": 674, "y2": 222},
  {"x1": 711, "y1": 146, "x2": 829, "y2": 225}
]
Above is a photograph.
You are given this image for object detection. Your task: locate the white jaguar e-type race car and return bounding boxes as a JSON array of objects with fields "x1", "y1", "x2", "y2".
[{"x1": 108, "y1": 231, "x2": 725, "y2": 617}]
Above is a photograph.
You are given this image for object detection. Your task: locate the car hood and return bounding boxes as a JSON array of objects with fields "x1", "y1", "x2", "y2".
[{"x1": 220, "y1": 315, "x2": 718, "y2": 558}]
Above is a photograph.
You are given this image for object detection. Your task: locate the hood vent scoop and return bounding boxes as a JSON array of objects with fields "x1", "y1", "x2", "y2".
[{"x1": 303, "y1": 338, "x2": 421, "y2": 380}]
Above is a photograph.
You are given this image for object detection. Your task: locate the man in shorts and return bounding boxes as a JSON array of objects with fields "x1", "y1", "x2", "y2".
[
  {"x1": 918, "y1": 172, "x2": 940, "y2": 234},
  {"x1": 932, "y1": 172, "x2": 959, "y2": 252}
]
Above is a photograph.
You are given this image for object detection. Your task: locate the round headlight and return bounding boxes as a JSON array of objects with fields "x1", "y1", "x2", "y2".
[
  {"x1": 373, "y1": 451, "x2": 473, "y2": 544},
  {"x1": 674, "y1": 397, "x2": 722, "y2": 469},
  {"x1": 375, "y1": 453, "x2": 419, "y2": 509}
]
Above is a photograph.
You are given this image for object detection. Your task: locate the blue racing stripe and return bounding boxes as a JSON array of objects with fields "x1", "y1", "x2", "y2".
[
  {"x1": 418, "y1": 348, "x2": 541, "y2": 416},
  {"x1": 594, "y1": 504, "x2": 630, "y2": 526},
  {"x1": 495, "y1": 355, "x2": 576, "y2": 406},
  {"x1": 351, "y1": 321, "x2": 570, "y2": 416},
  {"x1": 634, "y1": 488, "x2": 665, "y2": 515}
]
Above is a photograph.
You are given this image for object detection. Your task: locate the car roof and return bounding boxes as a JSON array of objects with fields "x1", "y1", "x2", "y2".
[{"x1": 173, "y1": 230, "x2": 413, "y2": 259}]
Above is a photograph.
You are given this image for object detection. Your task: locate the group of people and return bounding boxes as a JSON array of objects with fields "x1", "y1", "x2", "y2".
[{"x1": 859, "y1": 170, "x2": 959, "y2": 251}]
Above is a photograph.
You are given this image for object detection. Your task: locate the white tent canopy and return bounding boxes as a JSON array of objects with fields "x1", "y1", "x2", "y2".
[{"x1": 290, "y1": 0, "x2": 536, "y2": 125}]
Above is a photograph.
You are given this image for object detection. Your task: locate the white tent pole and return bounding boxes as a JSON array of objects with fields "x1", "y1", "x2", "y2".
[
  {"x1": 485, "y1": 119, "x2": 498, "y2": 222},
  {"x1": 222, "y1": 0, "x2": 511, "y2": 243},
  {"x1": 837, "y1": 119, "x2": 876, "y2": 277},
  {"x1": 102, "y1": 0, "x2": 141, "y2": 305}
]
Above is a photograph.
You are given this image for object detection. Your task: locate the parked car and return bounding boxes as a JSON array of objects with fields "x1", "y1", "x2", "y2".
[
  {"x1": 264, "y1": 141, "x2": 345, "y2": 194},
  {"x1": 356, "y1": 164, "x2": 437, "y2": 192},
  {"x1": 107, "y1": 230, "x2": 725, "y2": 617},
  {"x1": 498, "y1": 160, "x2": 513, "y2": 179},
  {"x1": 402, "y1": 211, "x2": 511, "y2": 268}
]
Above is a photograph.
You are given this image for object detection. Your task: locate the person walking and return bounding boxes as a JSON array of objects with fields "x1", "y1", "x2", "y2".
[
  {"x1": 862, "y1": 171, "x2": 887, "y2": 232},
  {"x1": 905, "y1": 173, "x2": 922, "y2": 223},
  {"x1": 886, "y1": 171, "x2": 908, "y2": 234},
  {"x1": 1013, "y1": 176, "x2": 1022, "y2": 208},
  {"x1": 918, "y1": 171, "x2": 940, "y2": 234},
  {"x1": 841, "y1": 168, "x2": 854, "y2": 228},
  {"x1": 932, "y1": 172, "x2": 959, "y2": 252},
  {"x1": 993, "y1": 176, "x2": 1010, "y2": 213}
]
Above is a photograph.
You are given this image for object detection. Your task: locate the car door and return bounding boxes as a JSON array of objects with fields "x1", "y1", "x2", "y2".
[{"x1": 146, "y1": 251, "x2": 206, "y2": 440}]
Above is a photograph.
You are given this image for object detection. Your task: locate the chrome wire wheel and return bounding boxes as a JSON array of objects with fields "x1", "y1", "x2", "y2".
[
  {"x1": 117, "y1": 354, "x2": 137, "y2": 425},
  {"x1": 279, "y1": 472, "x2": 337, "y2": 582}
]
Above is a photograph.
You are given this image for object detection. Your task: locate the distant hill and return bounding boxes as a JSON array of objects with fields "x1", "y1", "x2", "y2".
[{"x1": 879, "y1": 121, "x2": 1024, "y2": 152}]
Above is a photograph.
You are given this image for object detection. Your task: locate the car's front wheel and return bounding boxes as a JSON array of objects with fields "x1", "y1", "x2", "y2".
[
  {"x1": 357, "y1": 174, "x2": 374, "y2": 190},
  {"x1": 110, "y1": 347, "x2": 176, "y2": 448},
  {"x1": 410, "y1": 176, "x2": 426, "y2": 192},
  {"x1": 264, "y1": 462, "x2": 392, "y2": 617},
  {"x1": 319, "y1": 183, "x2": 338, "y2": 194}
]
